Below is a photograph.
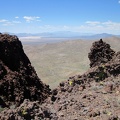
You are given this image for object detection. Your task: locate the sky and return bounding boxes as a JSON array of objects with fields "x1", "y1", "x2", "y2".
[{"x1": 0, "y1": 0, "x2": 120, "y2": 34}]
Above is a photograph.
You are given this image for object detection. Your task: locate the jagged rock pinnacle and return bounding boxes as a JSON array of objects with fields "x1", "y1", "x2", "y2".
[
  {"x1": 0, "y1": 33, "x2": 51, "y2": 107},
  {"x1": 88, "y1": 39, "x2": 115, "y2": 67}
]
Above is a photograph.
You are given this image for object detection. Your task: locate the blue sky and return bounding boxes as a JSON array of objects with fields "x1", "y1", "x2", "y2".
[{"x1": 0, "y1": 0, "x2": 120, "y2": 34}]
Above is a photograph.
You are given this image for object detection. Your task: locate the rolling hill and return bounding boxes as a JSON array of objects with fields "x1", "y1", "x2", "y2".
[{"x1": 23, "y1": 37, "x2": 120, "y2": 89}]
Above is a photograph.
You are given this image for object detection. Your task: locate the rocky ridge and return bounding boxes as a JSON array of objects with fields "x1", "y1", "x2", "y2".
[
  {"x1": 0, "y1": 34, "x2": 120, "y2": 120},
  {"x1": 0, "y1": 33, "x2": 50, "y2": 108}
]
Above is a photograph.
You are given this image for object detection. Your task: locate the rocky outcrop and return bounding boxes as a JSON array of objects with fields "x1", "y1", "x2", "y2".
[
  {"x1": 0, "y1": 38, "x2": 120, "y2": 120},
  {"x1": 88, "y1": 39, "x2": 115, "y2": 67},
  {"x1": 0, "y1": 33, "x2": 51, "y2": 107}
]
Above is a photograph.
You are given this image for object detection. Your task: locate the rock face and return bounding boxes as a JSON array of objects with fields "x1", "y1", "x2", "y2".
[
  {"x1": 0, "y1": 38, "x2": 120, "y2": 120},
  {"x1": 0, "y1": 33, "x2": 50, "y2": 107},
  {"x1": 88, "y1": 39, "x2": 115, "y2": 67}
]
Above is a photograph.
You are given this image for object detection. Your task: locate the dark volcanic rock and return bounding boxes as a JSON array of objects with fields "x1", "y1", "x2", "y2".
[
  {"x1": 0, "y1": 34, "x2": 29, "y2": 71},
  {"x1": 88, "y1": 39, "x2": 115, "y2": 67},
  {"x1": 0, "y1": 34, "x2": 50, "y2": 107},
  {"x1": 106, "y1": 51, "x2": 120, "y2": 76},
  {"x1": 0, "y1": 38, "x2": 120, "y2": 120}
]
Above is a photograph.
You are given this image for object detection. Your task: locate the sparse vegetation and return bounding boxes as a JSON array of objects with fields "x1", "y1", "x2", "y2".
[{"x1": 23, "y1": 37, "x2": 120, "y2": 88}]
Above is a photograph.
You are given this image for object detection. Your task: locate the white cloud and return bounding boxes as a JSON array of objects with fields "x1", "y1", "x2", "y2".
[
  {"x1": 36, "y1": 17, "x2": 40, "y2": 19},
  {"x1": 101, "y1": 21, "x2": 120, "y2": 29},
  {"x1": 37, "y1": 21, "x2": 120, "y2": 34},
  {"x1": 1, "y1": 17, "x2": 120, "y2": 35},
  {"x1": 118, "y1": 0, "x2": 120, "y2": 4},
  {"x1": 86, "y1": 21, "x2": 101, "y2": 26},
  {"x1": 23, "y1": 16, "x2": 41, "y2": 22},
  {"x1": 38, "y1": 25, "x2": 70, "y2": 32},
  {"x1": 12, "y1": 21, "x2": 21, "y2": 24},
  {"x1": 0, "y1": 19, "x2": 13, "y2": 26},
  {"x1": 2, "y1": 22, "x2": 14, "y2": 26},
  {"x1": 0, "y1": 19, "x2": 8, "y2": 22},
  {"x1": 0, "y1": 19, "x2": 21, "y2": 26},
  {"x1": 15, "y1": 16, "x2": 19, "y2": 19},
  {"x1": 79, "y1": 20, "x2": 120, "y2": 34}
]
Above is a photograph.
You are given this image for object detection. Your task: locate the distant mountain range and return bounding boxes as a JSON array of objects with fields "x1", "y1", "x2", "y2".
[
  {"x1": 9, "y1": 32, "x2": 120, "y2": 40},
  {"x1": 78, "y1": 33, "x2": 120, "y2": 40}
]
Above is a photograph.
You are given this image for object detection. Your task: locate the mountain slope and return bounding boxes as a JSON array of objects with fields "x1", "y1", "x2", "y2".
[
  {"x1": 0, "y1": 38, "x2": 120, "y2": 120},
  {"x1": 23, "y1": 37, "x2": 120, "y2": 88}
]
